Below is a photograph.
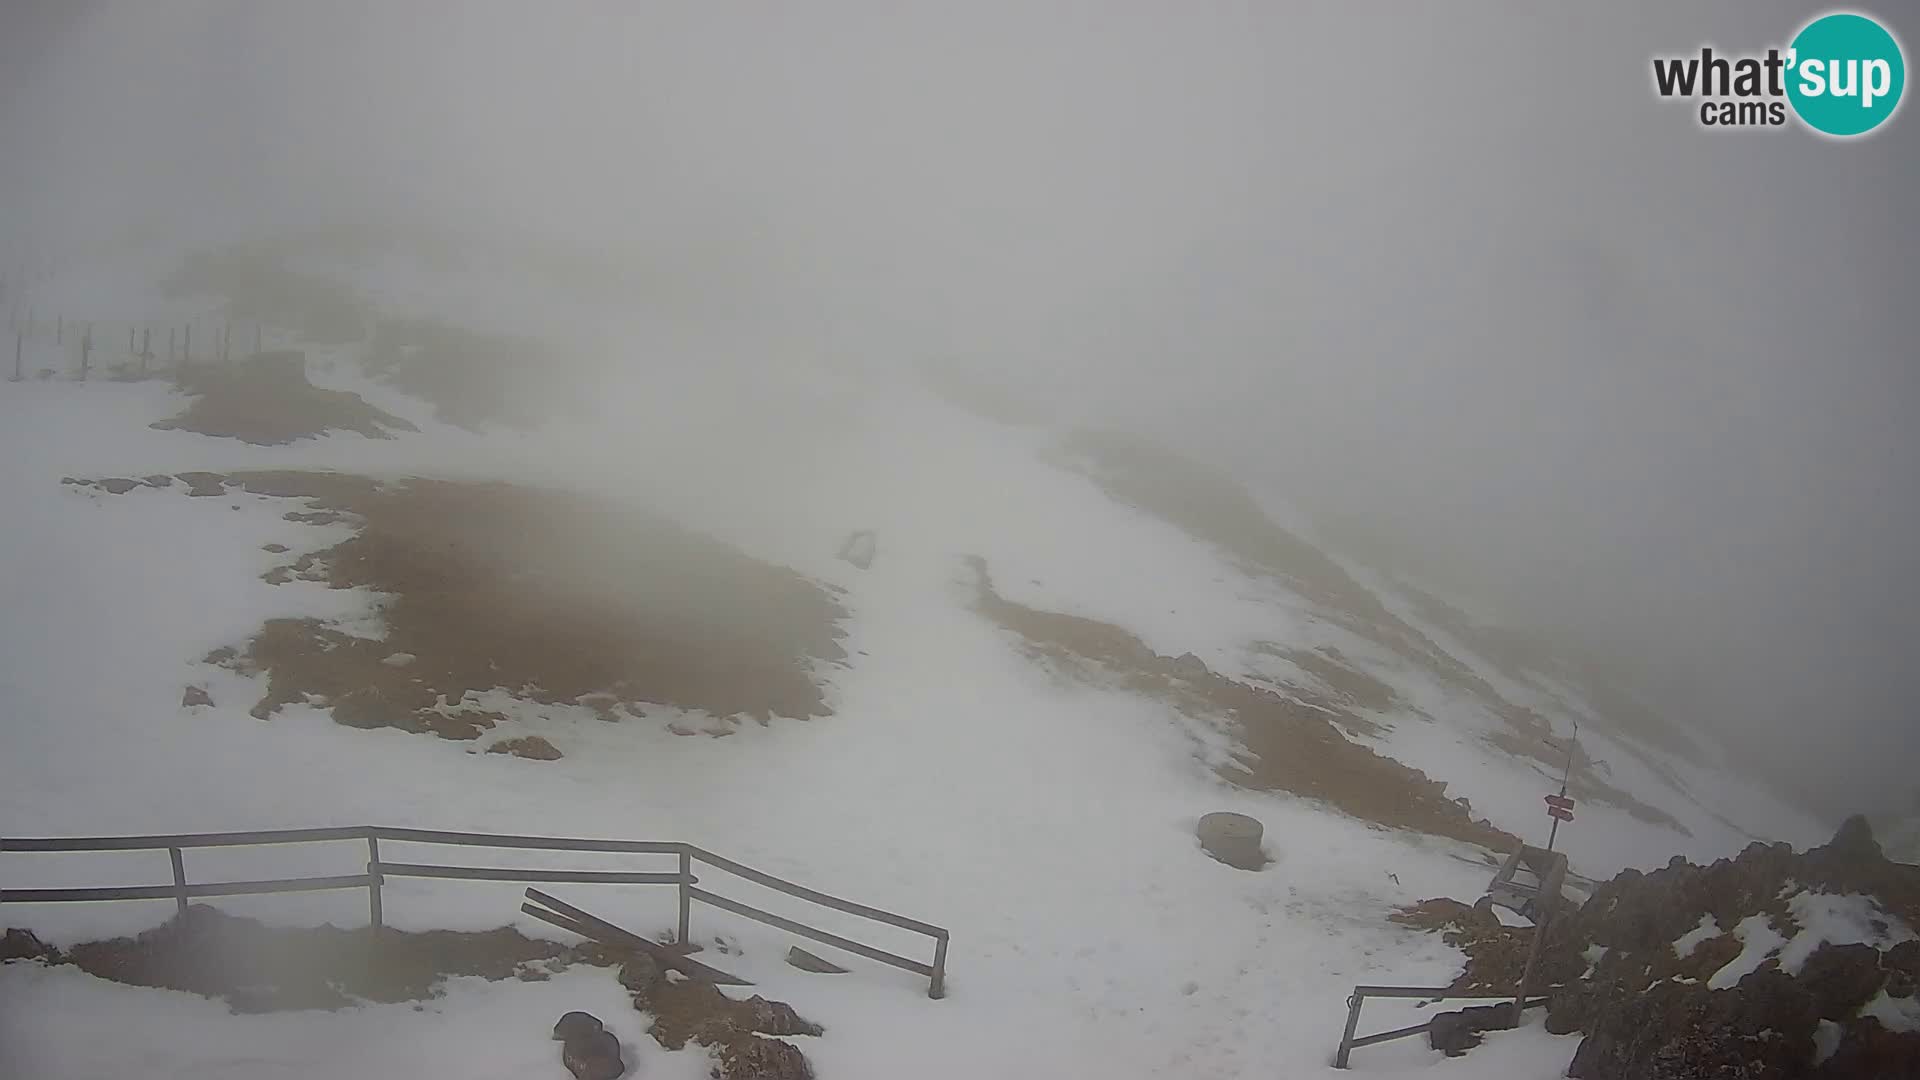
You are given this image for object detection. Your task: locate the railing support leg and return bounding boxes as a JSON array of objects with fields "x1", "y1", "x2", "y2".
[
  {"x1": 366, "y1": 836, "x2": 384, "y2": 930},
  {"x1": 168, "y1": 847, "x2": 188, "y2": 918},
  {"x1": 929, "y1": 932, "x2": 949, "y2": 999},
  {"x1": 1334, "y1": 989, "x2": 1364, "y2": 1069},
  {"x1": 677, "y1": 849, "x2": 692, "y2": 948}
]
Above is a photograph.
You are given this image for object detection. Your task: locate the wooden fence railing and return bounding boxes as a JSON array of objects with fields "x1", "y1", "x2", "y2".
[{"x1": 0, "y1": 825, "x2": 948, "y2": 998}]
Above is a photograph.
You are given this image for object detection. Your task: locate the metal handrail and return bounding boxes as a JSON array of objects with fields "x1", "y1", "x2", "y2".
[{"x1": 1333, "y1": 984, "x2": 1557, "y2": 1068}]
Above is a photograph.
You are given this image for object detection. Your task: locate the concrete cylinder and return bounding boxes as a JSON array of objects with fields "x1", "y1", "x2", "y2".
[{"x1": 1197, "y1": 811, "x2": 1266, "y2": 870}]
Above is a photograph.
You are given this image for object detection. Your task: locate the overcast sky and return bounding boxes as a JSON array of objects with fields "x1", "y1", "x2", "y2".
[{"x1": 2, "y1": 2, "x2": 1914, "y2": 820}]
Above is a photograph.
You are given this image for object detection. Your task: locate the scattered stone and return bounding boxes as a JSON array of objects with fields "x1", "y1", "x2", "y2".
[
  {"x1": 262, "y1": 543, "x2": 290, "y2": 554},
  {"x1": 484, "y1": 736, "x2": 562, "y2": 761},
  {"x1": 1196, "y1": 811, "x2": 1268, "y2": 871},
  {"x1": 785, "y1": 946, "x2": 846, "y2": 974},
  {"x1": 713, "y1": 1034, "x2": 813, "y2": 1080},
  {"x1": 143, "y1": 475, "x2": 174, "y2": 488},
  {"x1": 98, "y1": 477, "x2": 141, "y2": 495},
  {"x1": 182, "y1": 686, "x2": 214, "y2": 708},
  {"x1": 380, "y1": 652, "x2": 416, "y2": 667}
]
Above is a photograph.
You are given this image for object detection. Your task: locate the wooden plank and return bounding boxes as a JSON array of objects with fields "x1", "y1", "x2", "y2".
[
  {"x1": 688, "y1": 886, "x2": 933, "y2": 978},
  {"x1": 188, "y1": 874, "x2": 373, "y2": 898},
  {"x1": 370, "y1": 828, "x2": 683, "y2": 854},
  {"x1": 684, "y1": 846, "x2": 947, "y2": 939},
  {"x1": 523, "y1": 888, "x2": 752, "y2": 986},
  {"x1": 3, "y1": 873, "x2": 372, "y2": 903},
  {"x1": 1, "y1": 826, "x2": 370, "y2": 852},
  {"x1": 376, "y1": 861, "x2": 692, "y2": 885},
  {"x1": 521, "y1": 902, "x2": 598, "y2": 940},
  {"x1": 3, "y1": 884, "x2": 180, "y2": 903}
]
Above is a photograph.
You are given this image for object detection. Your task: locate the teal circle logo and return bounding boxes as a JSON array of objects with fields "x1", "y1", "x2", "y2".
[{"x1": 1787, "y1": 12, "x2": 1906, "y2": 137}]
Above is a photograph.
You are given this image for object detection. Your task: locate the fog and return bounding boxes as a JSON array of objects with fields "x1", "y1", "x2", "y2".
[{"x1": 3, "y1": 2, "x2": 1915, "y2": 821}]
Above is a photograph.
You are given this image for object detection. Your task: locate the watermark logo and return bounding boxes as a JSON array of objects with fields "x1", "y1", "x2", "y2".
[{"x1": 1652, "y1": 10, "x2": 1905, "y2": 138}]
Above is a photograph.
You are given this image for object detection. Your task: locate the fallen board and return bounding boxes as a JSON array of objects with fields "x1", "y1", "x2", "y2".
[{"x1": 523, "y1": 888, "x2": 754, "y2": 986}]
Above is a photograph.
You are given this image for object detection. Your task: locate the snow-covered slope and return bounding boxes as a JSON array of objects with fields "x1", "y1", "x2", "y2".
[{"x1": 0, "y1": 248, "x2": 1829, "y2": 1078}]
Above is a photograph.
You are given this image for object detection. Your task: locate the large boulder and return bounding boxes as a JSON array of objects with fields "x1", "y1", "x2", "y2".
[{"x1": 1798, "y1": 942, "x2": 1887, "y2": 1020}]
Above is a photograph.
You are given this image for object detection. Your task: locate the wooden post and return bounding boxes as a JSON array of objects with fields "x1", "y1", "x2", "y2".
[
  {"x1": 79, "y1": 323, "x2": 91, "y2": 380},
  {"x1": 183, "y1": 324, "x2": 191, "y2": 364},
  {"x1": 677, "y1": 849, "x2": 692, "y2": 947},
  {"x1": 1334, "y1": 989, "x2": 1364, "y2": 1068},
  {"x1": 12, "y1": 329, "x2": 21, "y2": 381},
  {"x1": 366, "y1": 836, "x2": 384, "y2": 929},
  {"x1": 221, "y1": 322, "x2": 230, "y2": 365},
  {"x1": 168, "y1": 847, "x2": 189, "y2": 918},
  {"x1": 168, "y1": 327, "x2": 176, "y2": 365},
  {"x1": 929, "y1": 932, "x2": 949, "y2": 999}
]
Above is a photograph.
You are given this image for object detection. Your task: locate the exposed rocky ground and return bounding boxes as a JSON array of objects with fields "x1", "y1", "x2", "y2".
[
  {"x1": 149, "y1": 359, "x2": 418, "y2": 445},
  {"x1": 3, "y1": 909, "x2": 820, "y2": 1078},
  {"x1": 2, "y1": 906, "x2": 620, "y2": 1012},
  {"x1": 68, "y1": 471, "x2": 849, "y2": 747},
  {"x1": 1395, "y1": 817, "x2": 1920, "y2": 1078},
  {"x1": 966, "y1": 555, "x2": 1518, "y2": 851},
  {"x1": 1052, "y1": 429, "x2": 1690, "y2": 834}
]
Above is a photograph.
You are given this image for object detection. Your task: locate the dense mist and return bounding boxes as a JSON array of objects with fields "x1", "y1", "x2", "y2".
[{"x1": 3, "y1": 1, "x2": 1915, "y2": 820}]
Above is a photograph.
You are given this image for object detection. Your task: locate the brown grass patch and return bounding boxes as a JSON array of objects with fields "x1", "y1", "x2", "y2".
[
  {"x1": 150, "y1": 361, "x2": 417, "y2": 446},
  {"x1": 82, "y1": 471, "x2": 848, "y2": 742},
  {"x1": 50, "y1": 906, "x2": 619, "y2": 1012},
  {"x1": 1260, "y1": 644, "x2": 1405, "y2": 714},
  {"x1": 966, "y1": 556, "x2": 1516, "y2": 851}
]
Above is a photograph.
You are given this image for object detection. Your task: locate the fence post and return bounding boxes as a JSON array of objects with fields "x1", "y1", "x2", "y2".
[
  {"x1": 366, "y1": 835, "x2": 384, "y2": 930},
  {"x1": 168, "y1": 847, "x2": 189, "y2": 918},
  {"x1": 79, "y1": 323, "x2": 91, "y2": 380},
  {"x1": 13, "y1": 329, "x2": 22, "y2": 381},
  {"x1": 1333, "y1": 989, "x2": 1364, "y2": 1068},
  {"x1": 677, "y1": 848, "x2": 692, "y2": 947},
  {"x1": 929, "y1": 932, "x2": 949, "y2": 999}
]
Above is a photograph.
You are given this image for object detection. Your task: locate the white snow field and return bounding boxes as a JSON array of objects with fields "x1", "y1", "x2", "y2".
[{"x1": 0, "y1": 257, "x2": 1827, "y2": 1078}]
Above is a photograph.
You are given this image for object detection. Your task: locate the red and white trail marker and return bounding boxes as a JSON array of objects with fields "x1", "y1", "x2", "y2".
[{"x1": 1545, "y1": 794, "x2": 1575, "y2": 821}]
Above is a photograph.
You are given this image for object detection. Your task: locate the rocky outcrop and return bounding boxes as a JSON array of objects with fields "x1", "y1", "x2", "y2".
[
  {"x1": 617, "y1": 953, "x2": 820, "y2": 1079},
  {"x1": 486, "y1": 736, "x2": 563, "y2": 760},
  {"x1": 1403, "y1": 817, "x2": 1920, "y2": 1077}
]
